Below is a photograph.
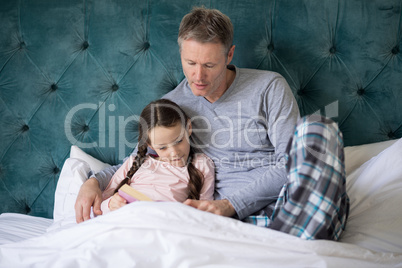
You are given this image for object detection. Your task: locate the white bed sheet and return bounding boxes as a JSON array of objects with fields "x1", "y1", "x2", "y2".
[{"x1": 0, "y1": 213, "x2": 52, "y2": 245}]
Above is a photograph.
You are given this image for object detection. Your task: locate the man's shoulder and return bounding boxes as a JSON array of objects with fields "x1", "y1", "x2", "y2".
[
  {"x1": 237, "y1": 66, "x2": 284, "y2": 81},
  {"x1": 232, "y1": 67, "x2": 289, "y2": 96}
]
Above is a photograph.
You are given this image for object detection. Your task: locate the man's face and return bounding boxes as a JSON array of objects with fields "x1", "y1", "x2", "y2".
[{"x1": 180, "y1": 39, "x2": 234, "y2": 103}]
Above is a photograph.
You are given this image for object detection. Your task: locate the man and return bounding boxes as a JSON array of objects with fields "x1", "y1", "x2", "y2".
[{"x1": 75, "y1": 7, "x2": 349, "y2": 240}]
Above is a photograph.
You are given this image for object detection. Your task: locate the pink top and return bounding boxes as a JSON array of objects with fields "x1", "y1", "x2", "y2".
[{"x1": 101, "y1": 153, "x2": 215, "y2": 213}]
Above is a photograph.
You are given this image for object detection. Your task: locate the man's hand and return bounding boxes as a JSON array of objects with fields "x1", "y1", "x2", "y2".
[
  {"x1": 183, "y1": 199, "x2": 236, "y2": 217},
  {"x1": 74, "y1": 177, "x2": 103, "y2": 223}
]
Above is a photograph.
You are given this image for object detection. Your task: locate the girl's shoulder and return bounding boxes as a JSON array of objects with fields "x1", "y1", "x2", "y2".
[
  {"x1": 192, "y1": 152, "x2": 210, "y2": 160},
  {"x1": 125, "y1": 154, "x2": 153, "y2": 169},
  {"x1": 192, "y1": 153, "x2": 215, "y2": 168}
]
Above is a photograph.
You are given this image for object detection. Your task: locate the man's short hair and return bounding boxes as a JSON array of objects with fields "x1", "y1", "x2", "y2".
[{"x1": 178, "y1": 6, "x2": 234, "y2": 55}]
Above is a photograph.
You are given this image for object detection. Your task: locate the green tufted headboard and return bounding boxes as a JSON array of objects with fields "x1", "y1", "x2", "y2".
[{"x1": 1, "y1": 0, "x2": 401, "y2": 218}]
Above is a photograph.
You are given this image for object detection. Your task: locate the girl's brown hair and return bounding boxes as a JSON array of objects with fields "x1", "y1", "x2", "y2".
[{"x1": 115, "y1": 99, "x2": 204, "y2": 200}]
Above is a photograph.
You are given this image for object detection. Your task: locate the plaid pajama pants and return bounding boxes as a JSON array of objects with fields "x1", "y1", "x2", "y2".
[{"x1": 245, "y1": 115, "x2": 350, "y2": 240}]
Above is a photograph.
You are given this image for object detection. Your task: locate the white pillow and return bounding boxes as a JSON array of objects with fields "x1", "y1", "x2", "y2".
[
  {"x1": 70, "y1": 145, "x2": 111, "y2": 174},
  {"x1": 48, "y1": 146, "x2": 111, "y2": 231},
  {"x1": 340, "y1": 138, "x2": 402, "y2": 252},
  {"x1": 344, "y1": 139, "x2": 397, "y2": 175}
]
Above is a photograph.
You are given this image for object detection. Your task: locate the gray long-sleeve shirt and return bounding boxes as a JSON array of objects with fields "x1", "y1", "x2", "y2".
[{"x1": 93, "y1": 65, "x2": 300, "y2": 220}]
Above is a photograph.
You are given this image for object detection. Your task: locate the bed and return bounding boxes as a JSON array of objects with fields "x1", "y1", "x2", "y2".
[
  {"x1": 1, "y1": 0, "x2": 401, "y2": 267},
  {"x1": 1, "y1": 140, "x2": 402, "y2": 267}
]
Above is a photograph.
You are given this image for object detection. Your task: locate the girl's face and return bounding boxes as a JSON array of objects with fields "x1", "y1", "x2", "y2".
[{"x1": 148, "y1": 122, "x2": 192, "y2": 167}]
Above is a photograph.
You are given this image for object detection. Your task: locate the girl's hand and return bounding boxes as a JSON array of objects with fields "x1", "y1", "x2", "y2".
[{"x1": 109, "y1": 193, "x2": 127, "y2": 211}]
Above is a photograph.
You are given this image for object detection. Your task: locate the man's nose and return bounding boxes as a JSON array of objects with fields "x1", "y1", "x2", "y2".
[{"x1": 195, "y1": 65, "x2": 203, "y2": 80}]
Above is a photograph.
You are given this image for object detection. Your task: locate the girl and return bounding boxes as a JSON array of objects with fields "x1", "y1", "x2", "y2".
[{"x1": 101, "y1": 99, "x2": 215, "y2": 213}]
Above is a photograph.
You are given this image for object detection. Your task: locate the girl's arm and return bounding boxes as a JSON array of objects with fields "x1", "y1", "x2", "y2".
[
  {"x1": 101, "y1": 197, "x2": 112, "y2": 214},
  {"x1": 101, "y1": 193, "x2": 128, "y2": 214}
]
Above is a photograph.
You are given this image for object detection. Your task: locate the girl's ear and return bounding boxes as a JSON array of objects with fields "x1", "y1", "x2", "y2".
[{"x1": 186, "y1": 120, "x2": 192, "y2": 136}]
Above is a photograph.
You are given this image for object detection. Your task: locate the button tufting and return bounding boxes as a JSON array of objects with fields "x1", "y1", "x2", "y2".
[
  {"x1": 357, "y1": 88, "x2": 365, "y2": 95},
  {"x1": 267, "y1": 43, "x2": 274, "y2": 52},
  {"x1": 391, "y1": 46, "x2": 399, "y2": 55},
  {"x1": 143, "y1": 41, "x2": 150, "y2": 50},
  {"x1": 50, "y1": 83, "x2": 58, "y2": 91},
  {"x1": 53, "y1": 167, "x2": 60, "y2": 174},
  {"x1": 20, "y1": 41, "x2": 26, "y2": 49},
  {"x1": 21, "y1": 125, "x2": 29, "y2": 132},
  {"x1": 82, "y1": 41, "x2": 89, "y2": 50},
  {"x1": 83, "y1": 125, "x2": 89, "y2": 132},
  {"x1": 111, "y1": 84, "x2": 119, "y2": 91},
  {"x1": 388, "y1": 131, "x2": 394, "y2": 138},
  {"x1": 25, "y1": 205, "x2": 31, "y2": 214},
  {"x1": 329, "y1": 46, "x2": 336, "y2": 54},
  {"x1": 297, "y1": 89, "x2": 304, "y2": 96}
]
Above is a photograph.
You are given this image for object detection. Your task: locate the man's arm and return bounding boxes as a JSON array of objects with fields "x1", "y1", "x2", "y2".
[
  {"x1": 75, "y1": 177, "x2": 103, "y2": 223},
  {"x1": 91, "y1": 164, "x2": 123, "y2": 191},
  {"x1": 183, "y1": 199, "x2": 235, "y2": 217},
  {"x1": 227, "y1": 165, "x2": 288, "y2": 219},
  {"x1": 74, "y1": 163, "x2": 122, "y2": 223},
  {"x1": 226, "y1": 75, "x2": 300, "y2": 219}
]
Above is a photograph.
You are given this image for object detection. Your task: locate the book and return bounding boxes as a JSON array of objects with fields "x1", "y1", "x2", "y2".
[{"x1": 118, "y1": 184, "x2": 153, "y2": 203}]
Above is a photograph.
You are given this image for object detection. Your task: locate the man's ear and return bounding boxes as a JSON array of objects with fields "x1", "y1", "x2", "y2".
[{"x1": 226, "y1": 45, "x2": 235, "y2": 65}]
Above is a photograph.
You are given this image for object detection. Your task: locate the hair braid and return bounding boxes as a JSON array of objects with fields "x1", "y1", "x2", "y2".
[
  {"x1": 186, "y1": 149, "x2": 204, "y2": 200},
  {"x1": 114, "y1": 144, "x2": 148, "y2": 194}
]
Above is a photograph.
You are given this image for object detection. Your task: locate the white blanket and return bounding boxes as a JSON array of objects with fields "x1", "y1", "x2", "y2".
[
  {"x1": 1, "y1": 202, "x2": 401, "y2": 268},
  {"x1": 1, "y1": 139, "x2": 402, "y2": 267}
]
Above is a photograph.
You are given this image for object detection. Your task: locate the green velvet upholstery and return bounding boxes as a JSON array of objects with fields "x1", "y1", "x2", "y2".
[{"x1": 0, "y1": 0, "x2": 401, "y2": 218}]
